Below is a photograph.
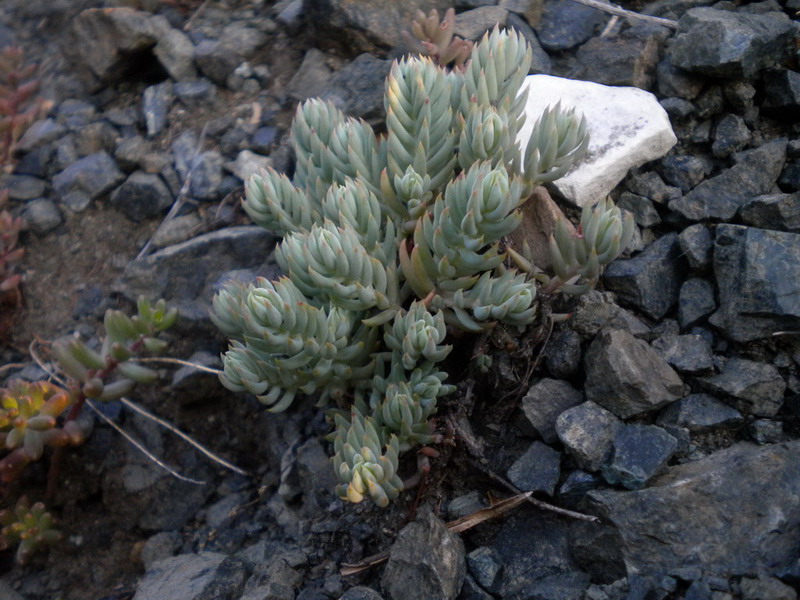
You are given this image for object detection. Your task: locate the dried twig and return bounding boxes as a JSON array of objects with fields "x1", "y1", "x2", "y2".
[
  {"x1": 85, "y1": 398, "x2": 206, "y2": 485},
  {"x1": 136, "y1": 124, "x2": 209, "y2": 259},
  {"x1": 134, "y1": 356, "x2": 223, "y2": 375},
  {"x1": 119, "y1": 397, "x2": 248, "y2": 476},
  {"x1": 569, "y1": 0, "x2": 678, "y2": 28}
]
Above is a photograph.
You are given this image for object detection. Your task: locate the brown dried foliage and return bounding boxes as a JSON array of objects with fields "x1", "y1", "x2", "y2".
[{"x1": 405, "y1": 8, "x2": 474, "y2": 72}]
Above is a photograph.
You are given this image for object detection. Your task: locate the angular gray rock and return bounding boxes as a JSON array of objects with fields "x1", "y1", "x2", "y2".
[
  {"x1": 321, "y1": 53, "x2": 392, "y2": 122},
  {"x1": 52, "y1": 151, "x2": 125, "y2": 203},
  {"x1": 739, "y1": 193, "x2": 800, "y2": 232},
  {"x1": 698, "y1": 357, "x2": 786, "y2": 417},
  {"x1": 657, "y1": 393, "x2": 743, "y2": 433},
  {"x1": 239, "y1": 549, "x2": 303, "y2": 600},
  {"x1": 133, "y1": 552, "x2": 247, "y2": 600},
  {"x1": 678, "y1": 277, "x2": 716, "y2": 330},
  {"x1": 382, "y1": 506, "x2": 465, "y2": 600},
  {"x1": 578, "y1": 442, "x2": 800, "y2": 578},
  {"x1": 570, "y1": 290, "x2": 650, "y2": 339},
  {"x1": 536, "y1": 0, "x2": 606, "y2": 51},
  {"x1": 453, "y1": 6, "x2": 509, "y2": 40},
  {"x1": 506, "y1": 441, "x2": 561, "y2": 495},
  {"x1": 304, "y1": 0, "x2": 452, "y2": 53},
  {"x1": 556, "y1": 401, "x2": 621, "y2": 472},
  {"x1": 710, "y1": 225, "x2": 800, "y2": 341},
  {"x1": 110, "y1": 171, "x2": 173, "y2": 222},
  {"x1": 651, "y1": 334, "x2": 713, "y2": 374},
  {"x1": 603, "y1": 233, "x2": 686, "y2": 320},
  {"x1": 669, "y1": 139, "x2": 787, "y2": 221},
  {"x1": 677, "y1": 223, "x2": 713, "y2": 270},
  {"x1": 584, "y1": 329, "x2": 684, "y2": 418},
  {"x1": 602, "y1": 424, "x2": 678, "y2": 490},
  {"x1": 670, "y1": 7, "x2": 796, "y2": 78},
  {"x1": 521, "y1": 378, "x2": 583, "y2": 443}
]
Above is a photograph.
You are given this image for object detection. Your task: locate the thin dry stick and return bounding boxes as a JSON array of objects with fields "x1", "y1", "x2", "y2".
[
  {"x1": 134, "y1": 356, "x2": 223, "y2": 375},
  {"x1": 136, "y1": 124, "x2": 209, "y2": 260},
  {"x1": 570, "y1": 0, "x2": 678, "y2": 28},
  {"x1": 85, "y1": 398, "x2": 206, "y2": 485},
  {"x1": 119, "y1": 397, "x2": 248, "y2": 476}
]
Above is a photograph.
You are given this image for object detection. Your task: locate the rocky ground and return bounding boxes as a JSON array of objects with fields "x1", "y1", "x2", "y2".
[{"x1": 0, "y1": 0, "x2": 799, "y2": 599}]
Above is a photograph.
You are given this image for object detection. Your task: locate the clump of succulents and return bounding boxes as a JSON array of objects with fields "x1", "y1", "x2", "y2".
[
  {"x1": 406, "y1": 8, "x2": 474, "y2": 71},
  {"x1": 0, "y1": 297, "x2": 177, "y2": 562},
  {"x1": 0, "y1": 496, "x2": 61, "y2": 564},
  {"x1": 213, "y1": 27, "x2": 633, "y2": 508}
]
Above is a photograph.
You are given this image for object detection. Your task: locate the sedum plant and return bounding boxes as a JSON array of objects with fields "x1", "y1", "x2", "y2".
[
  {"x1": 213, "y1": 27, "x2": 633, "y2": 508},
  {"x1": 0, "y1": 496, "x2": 61, "y2": 565}
]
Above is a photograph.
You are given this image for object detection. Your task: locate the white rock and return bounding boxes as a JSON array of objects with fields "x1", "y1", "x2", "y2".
[{"x1": 517, "y1": 75, "x2": 677, "y2": 207}]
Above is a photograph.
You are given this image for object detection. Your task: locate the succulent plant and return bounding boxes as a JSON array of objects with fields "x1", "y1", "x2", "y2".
[
  {"x1": 214, "y1": 27, "x2": 632, "y2": 507},
  {"x1": 0, "y1": 190, "x2": 24, "y2": 306},
  {"x1": 407, "y1": 8, "x2": 474, "y2": 71},
  {"x1": 0, "y1": 496, "x2": 61, "y2": 564}
]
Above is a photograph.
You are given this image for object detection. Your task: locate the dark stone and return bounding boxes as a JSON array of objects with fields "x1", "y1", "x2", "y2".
[
  {"x1": 110, "y1": 171, "x2": 172, "y2": 222},
  {"x1": 535, "y1": 0, "x2": 606, "y2": 51},
  {"x1": 466, "y1": 546, "x2": 502, "y2": 590},
  {"x1": 447, "y1": 492, "x2": 485, "y2": 520},
  {"x1": 321, "y1": 53, "x2": 392, "y2": 122},
  {"x1": 651, "y1": 334, "x2": 713, "y2": 374},
  {"x1": 571, "y1": 290, "x2": 650, "y2": 339},
  {"x1": 710, "y1": 225, "x2": 800, "y2": 341},
  {"x1": 251, "y1": 126, "x2": 279, "y2": 154},
  {"x1": 489, "y1": 509, "x2": 581, "y2": 597},
  {"x1": 582, "y1": 442, "x2": 800, "y2": 579},
  {"x1": 749, "y1": 419, "x2": 784, "y2": 444},
  {"x1": 723, "y1": 79, "x2": 757, "y2": 113},
  {"x1": 457, "y1": 575, "x2": 493, "y2": 600},
  {"x1": 544, "y1": 326, "x2": 582, "y2": 377},
  {"x1": 14, "y1": 145, "x2": 53, "y2": 178},
  {"x1": 174, "y1": 79, "x2": 216, "y2": 104},
  {"x1": 574, "y1": 24, "x2": 664, "y2": 90},
  {"x1": 6, "y1": 174, "x2": 46, "y2": 201},
  {"x1": 740, "y1": 576, "x2": 797, "y2": 600},
  {"x1": 617, "y1": 193, "x2": 661, "y2": 228},
  {"x1": 694, "y1": 85, "x2": 724, "y2": 119},
  {"x1": 558, "y1": 470, "x2": 603, "y2": 500},
  {"x1": 521, "y1": 378, "x2": 583, "y2": 443},
  {"x1": 678, "y1": 278, "x2": 716, "y2": 330},
  {"x1": 584, "y1": 329, "x2": 684, "y2": 418},
  {"x1": 286, "y1": 48, "x2": 335, "y2": 102},
  {"x1": 506, "y1": 441, "x2": 561, "y2": 495},
  {"x1": 22, "y1": 199, "x2": 62, "y2": 234},
  {"x1": 194, "y1": 39, "x2": 241, "y2": 86},
  {"x1": 603, "y1": 233, "x2": 686, "y2": 320},
  {"x1": 453, "y1": 6, "x2": 509, "y2": 40},
  {"x1": 656, "y1": 56, "x2": 704, "y2": 99},
  {"x1": 739, "y1": 193, "x2": 800, "y2": 232},
  {"x1": 188, "y1": 150, "x2": 223, "y2": 200},
  {"x1": 239, "y1": 547, "x2": 303, "y2": 600},
  {"x1": 779, "y1": 161, "x2": 800, "y2": 193},
  {"x1": 57, "y1": 99, "x2": 97, "y2": 131},
  {"x1": 505, "y1": 13, "x2": 552, "y2": 75},
  {"x1": 669, "y1": 7, "x2": 796, "y2": 78},
  {"x1": 115, "y1": 135, "x2": 151, "y2": 172},
  {"x1": 171, "y1": 351, "x2": 223, "y2": 405},
  {"x1": 276, "y1": 0, "x2": 304, "y2": 34},
  {"x1": 75, "y1": 121, "x2": 120, "y2": 157},
  {"x1": 657, "y1": 155, "x2": 708, "y2": 193},
  {"x1": 133, "y1": 552, "x2": 247, "y2": 600},
  {"x1": 669, "y1": 140, "x2": 787, "y2": 221},
  {"x1": 698, "y1": 357, "x2": 786, "y2": 417},
  {"x1": 761, "y1": 68, "x2": 800, "y2": 117},
  {"x1": 143, "y1": 80, "x2": 173, "y2": 138},
  {"x1": 677, "y1": 224, "x2": 713, "y2": 270},
  {"x1": 141, "y1": 532, "x2": 182, "y2": 570},
  {"x1": 625, "y1": 170, "x2": 680, "y2": 204},
  {"x1": 660, "y1": 97, "x2": 695, "y2": 119},
  {"x1": 340, "y1": 587, "x2": 384, "y2": 600},
  {"x1": 52, "y1": 151, "x2": 125, "y2": 202},
  {"x1": 602, "y1": 424, "x2": 677, "y2": 490},
  {"x1": 556, "y1": 401, "x2": 622, "y2": 472},
  {"x1": 382, "y1": 506, "x2": 465, "y2": 600},
  {"x1": 305, "y1": 0, "x2": 452, "y2": 54},
  {"x1": 712, "y1": 114, "x2": 750, "y2": 159},
  {"x1": 16, "y1": 118, "x2": 65, "y2": 152},
  {"x1": 512, "y1": 571, "x2": 591, "y2": 600},
  {"x1": 657, "y1": 393, "x2": 743, "y2": 432}
]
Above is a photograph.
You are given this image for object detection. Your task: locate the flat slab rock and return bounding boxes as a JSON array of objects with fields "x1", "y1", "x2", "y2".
[
  {"x1": 517, "y1": 75, "x2": 676, "y2": 207},
  {"x1": 579, "y1": 441, "x2": 800, "y2": 578}
]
